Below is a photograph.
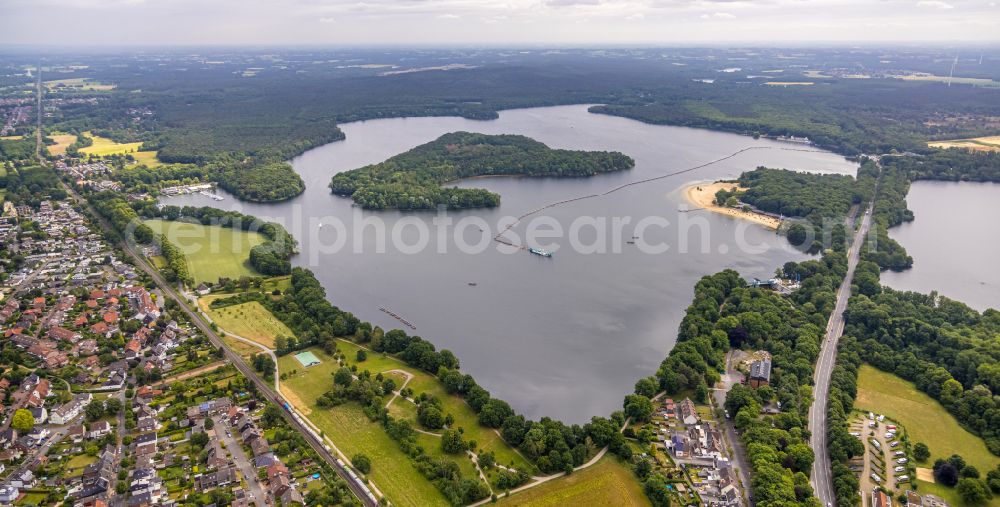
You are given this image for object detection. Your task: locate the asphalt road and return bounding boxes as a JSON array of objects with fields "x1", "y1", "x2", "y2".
[
  {"x1": 215, "y1": 415, "x2": 267, "y2": 507},
  {"x1": 809, "y1": 201, "x2": 875, "y2": 507},
  {"x1": 712, "y1": 350, "x2": 754, "y2": 506},
  {"x1": 64, "y1": 184, "x2": 376, "y2": 507}
]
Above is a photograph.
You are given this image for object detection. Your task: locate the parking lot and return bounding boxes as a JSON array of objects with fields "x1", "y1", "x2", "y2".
[{"x1": 849, "y1": 411, "x2": 915, "y2": 505}]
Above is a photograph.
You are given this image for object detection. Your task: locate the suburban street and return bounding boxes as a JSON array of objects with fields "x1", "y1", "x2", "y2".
[
  {"x1": 712, "y1": 350, "x2": 754, "y2": 506},
  {"x1": 809, "y1": 200, "x2": 876, "y2": 506},
  {"x1": 215, "y1": 415, "x2": 267, "y2": 507}
]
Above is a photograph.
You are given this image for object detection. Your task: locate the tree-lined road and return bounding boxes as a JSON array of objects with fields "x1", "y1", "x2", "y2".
[{"x1": 809, "y1": 200, "x2": 875, "y2": 506}]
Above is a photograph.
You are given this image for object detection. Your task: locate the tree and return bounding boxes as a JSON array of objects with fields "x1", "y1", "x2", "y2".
[
  {"x1": 635, "y1": 459, "x2": 652, "y2": 479},
  {"x1": 623, "y1": 394, "x2": 654, "y2": 422},
  {"x1": 957, "y1": 478, "x2": 990, "y2": 504},
  {"x1": 351, "y1": 453, "x2": 372, "y2": 474},
  {"x1": 441, "y1": 429, "x2": 466, "y2": 454},
  {"x1": 934, "y1": 461, "x2": 960, "y2": 487},
  {"x1": 417, "y1": 405, "x2": 444, "y2": 430},
  {"x1": 85, "y1": 401, "x2": 105, "y2": 422},
  {"x1": 478, "y1": 399, "x2": 514, "y2": 428},
  {"x1": 333, "y1": 367, "x2": 353, "y2": 387},
  {"x1": 204, "y1": 418, "x2": 215, "y2": 430},
  {"x1": 784, "y1": 443, "x2": 815, "y2": 473},
  {"x1": 11, "y1": 409, "x2": 34, "y2": 431},
  {"x1": 913, "y1": 442, "x2": 930, "y2": 462},
  {"x1": 634, "y1": 377, "x2": 658, "y2": 398},
  {"x1": 961, "y1": 466, "x2": 981, "y2": 479},
  {"x1": 356, "y1": 350, "x2": 367, "y2": 362}
]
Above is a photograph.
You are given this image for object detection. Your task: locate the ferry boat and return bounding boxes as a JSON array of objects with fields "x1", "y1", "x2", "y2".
[{"x1": 528, "y1": 247, "x2": 553, "y2": 258}]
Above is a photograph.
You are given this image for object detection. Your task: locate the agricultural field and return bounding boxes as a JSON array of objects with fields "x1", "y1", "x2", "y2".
[
  {"x1": 928, "y1": 135, "x2": 1000, "y2": 153},
  {"x1": 855, "y1": 365, "x2": 1000, "y2": 506},
  {"x1": 45, "y1": 133, "x2": 77, "y2": 156},
  {"x1": 79, "y1": 130, "x2": 163, "y2": 166},
  {"x1": 496, "y1": 457, "x2": 649, "y2": 507},
  {"x1": 144, "y1": 218, "x2": 265, "y2": 283},
  {"x1": 44, "y1": 77, "x2": 116, "y2": 91},
  {"x1": 198, "y1": 294, "x2": 293, "y2": 349}
]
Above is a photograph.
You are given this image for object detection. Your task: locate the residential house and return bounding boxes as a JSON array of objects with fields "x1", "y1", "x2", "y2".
[
  {"x1": 678, "y1": 398, "x2": 699, "y2": 425},
  {"x1": 749, "y1": 359, "x2": 771, "y2": 388}
]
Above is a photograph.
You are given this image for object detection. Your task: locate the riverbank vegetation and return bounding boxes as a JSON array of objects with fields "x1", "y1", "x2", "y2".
[{"x1": 330, "y1": 132, "x2": 633, "y2": 210}]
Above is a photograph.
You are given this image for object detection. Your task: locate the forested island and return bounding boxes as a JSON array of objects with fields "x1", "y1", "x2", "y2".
[
  {"x1": 715, "y1": 165, "x2": 914, "y2": 271},
  {"x1": 329, "y1": 132, "x2": 634, "y2": 210}
]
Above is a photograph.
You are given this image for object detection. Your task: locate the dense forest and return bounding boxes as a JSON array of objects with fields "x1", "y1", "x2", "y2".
[
  {"x1": 1, "y1": 165, "x2": 68, "y2": 208},
  {"x1": 209, "y1": 161, "x2": 304, "y2": 203},
  {"x1": 883, "y1": 149, "x2": 1000, "y2": 183},
  {"x1": 0, "y1": 138, "x2": 35, "y2": 163},
  {"x1": 725, "y1": 164, "x2": 913, "y2": 271},
  {"x1": 329, "y1": 132, "x2": 634, "y2": 210},
  {"x1": 735, "y1": 167, "x2": 871, "y2": 222}
]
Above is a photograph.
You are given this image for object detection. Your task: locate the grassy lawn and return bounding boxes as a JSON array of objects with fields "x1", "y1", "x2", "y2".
[
  {"x1": 144, "y1": 219, "x2": 264, "y2": 283},
  {"x1": 223, "y1": 335, "x2": 261, "y2": 361},
  {"x1": 305, "y1": 402, "x2": 449, "y2": 507},
  {"x1": 496, "y1": 457, "x2": 649, "y2": 506},
  {"x1": 334, "y1": 340, "x2": 533, "y2": 472},
  {"x1": 80, "y1": 131, "x2": 143, "y2": 156},
  {"x1": 46, "y1": 133, "x2": 77, "y2": 156},
  {"x1": 131, "y1": 149, "x2": 163, "y2": 167},
  {"x1": 277, "y1": 345, "x2": 518, "y2": 503},
  {"x1": 856, "y1": 364, "x2": 1000, "y2": 506},
  {"x1": 198, "y1": 295, "x2": 293, "y2": 349}
]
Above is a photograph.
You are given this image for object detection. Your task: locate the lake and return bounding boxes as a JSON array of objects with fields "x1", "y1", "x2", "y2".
[
  {"x1": 881, "y1": 181, "x2": 1000, "y2": 313},
  {"x1": 162, "y1": 105, "x2": 857, "y2": 423}
]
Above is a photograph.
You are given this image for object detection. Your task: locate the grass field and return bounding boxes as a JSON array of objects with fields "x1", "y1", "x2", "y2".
[
  {"x1": 855, "y1": 365, "x2": 1000, "y2": 506},
  {"x1": 277, "y1": 344, "x2": 532, "y2": 497},
  {"x1": 144, "y1": 219, "x2": 264, "y2": 284},
  {"x1": 198, "y1": 295, "x2": 292, "y2": 349},
  {"x1": 80, "y1": 130, "x2": 164, "y2": 166},
  {"x1": 46, "y1": 133, "x2": 77, "y2": 156},
  {"x1": 299, "y1": 401, "x2": 450, "y2": 507},
  {"x1": 497, "y1": 457, "x2": 649, "y2": 506},
  {"x1": 223, "y1": 335, "x2": 260, "y2": 361},
  {"x1": 45, "y1": 77, "x2": 116, "y2": 91},
  {"x1": 928, "y1": 135, "x2": 1000, "y2": 153},
  {"x1": 333, "y1": 340, "x2": 533, "y2": 471}
]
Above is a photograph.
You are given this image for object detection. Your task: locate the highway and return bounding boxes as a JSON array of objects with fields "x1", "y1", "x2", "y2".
[{"x1": 809, "y1": 200, "x2": 875, "y2": 507}]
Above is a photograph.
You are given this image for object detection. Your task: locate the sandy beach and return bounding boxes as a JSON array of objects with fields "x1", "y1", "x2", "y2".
[{"x1": 683, "y1": 181, "x2": 782, "y2": 230}]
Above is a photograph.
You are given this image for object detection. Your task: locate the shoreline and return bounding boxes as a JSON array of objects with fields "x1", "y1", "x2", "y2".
[{"x1": 683, "y1": 181, "x2": 782, "y2": 230}]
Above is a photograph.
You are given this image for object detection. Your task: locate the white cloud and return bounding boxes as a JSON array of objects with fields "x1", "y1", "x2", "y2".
[
  {"x1": 625, "y1": 12, "x2": 645, "y2": 20},
  {"x1": 318, "y1": 16, "x2": 336, "y2": 23},
  {"x1": 916, "y1": 0, "x2": 954, "y2": 9},
  {"x1": 438, "y1": 13, "x2": 460, "y2": 19},
  {"x1": 700, "y1": 12, "x2": 736, "y2": 19}
]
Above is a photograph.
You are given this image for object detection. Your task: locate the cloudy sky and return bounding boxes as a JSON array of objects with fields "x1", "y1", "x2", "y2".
[{"x1": 2, "y1": 0, "x2": 999, "y2": 46}]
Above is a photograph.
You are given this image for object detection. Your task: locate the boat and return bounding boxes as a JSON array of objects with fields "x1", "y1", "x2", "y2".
[
  {"x1": 528, "y1": 247, "x2": 553, "y2": 258},
  {"x1": 626, "y1": 240, "x2": 635, "y2": 245},
  {"x1": 468, "y1": 282, "x2": 477, "y2": 286}
]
